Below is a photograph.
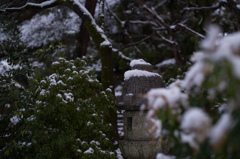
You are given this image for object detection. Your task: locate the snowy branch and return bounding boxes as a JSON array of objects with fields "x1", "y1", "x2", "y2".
[
  {"x1": 181, "y1": 4, "x2": 223, "y2": 16},
  {"x1": 112, "y1": 49, "x2": 132, "y2": 62},
  {"x1": 142, "y1": 5, "x2": 171, "y2": 31},
  {"x1": 0, "y1": 0, "x2": 59, "y2": 12},
  {"x1": 142, "y1": 5, "x2": 205, "y2": 39},
  {"x1": 173, "y1": 24, "x2": 205, "y2": 39},
  {"x1": 128, "y1": 20, "x2": 158, "y2": 27},
  {"x1": 180, "y1": 0, "x2": 240, "y2": 21}
]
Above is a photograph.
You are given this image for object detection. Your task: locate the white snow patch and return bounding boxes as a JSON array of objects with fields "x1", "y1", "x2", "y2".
[
  {"x1": 5, "y1": 104, "x2": 11, "y2": 108},
  {"x1": 115, "y1": 85, "x2": 123, "y2": 96},
  {"x1": 124, "y1": 70, "x2": 160, "y2": 81},
  {"x1": 116, "y1": 148, "x2": 124, "y2": 159},
  {"x1": 20, "y1": 7, "x2": 80, "y2": 47},
  {"x1": 90, "y1": 140, "x2": 100, "y2": 145},
  {"x1": 180, "y1": 108, "x2": 211, "y2": 149},
  {"x1": 0, "y1": 60, "x2": 20, "y2": 75},
  {"x1": 156, "y1": 153, "x2": 175, "y2": 159},
  {"x1": 200, "y1": 25, "x2": 221, "y2": 52},
  {"x1": 237, "y1": 4, "x2": 240, "y2": 9},
  {"x1": 57, "y1": 80, "x2": 67, "y2": 86},
  {"x1": 40, "y1": 89, "x2": 47, "y2": 96},
  {"x1": 156, "y1": 58, "x2": 176, "y2": 67},
  {"x1": 130, "y1": 59, "x2": 151, "y2": 67},
  {"x1": 146, "y1": 86, "x2": 188, "y2": 114},
  {"x1": 100, "y1": 40, "x2": 111, "y2": 47},
  {"x1": 210, "y1": 113, "x2": 232, "y2": 146},
  {"x1": 64, "y1": 92, "x2": 74, "y2": 102},
  {"x1": 56, "y1": 94, "x2": 62, "y2": 98},
  {"x1": 52, "y1": 61, "x2": 60, "y2": 65},
  {"x1": 10, "y1": 116, "x2": 20, "y2": 125},
  {"x1": 84, "y1": 147, "x2": 94, "y2": 154},
  {"x1": 181, "y1": 61, "x2": 205, "y2": 90}
]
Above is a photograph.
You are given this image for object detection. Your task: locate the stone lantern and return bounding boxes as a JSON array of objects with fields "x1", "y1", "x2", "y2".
[{"x1": 116, "y1": 59, "x2": 166, "y2": 159}]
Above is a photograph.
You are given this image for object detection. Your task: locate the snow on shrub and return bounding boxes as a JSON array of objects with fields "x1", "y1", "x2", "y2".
[
  {"x1": 144, "y1": 25, "x2": 240, "y2": 158},
  {"x1": 0, "y1": 57, "x2": 118, "y2": 158},
  {"x1": 28, "y1": 57, "x2": 117, "y2": 158}
]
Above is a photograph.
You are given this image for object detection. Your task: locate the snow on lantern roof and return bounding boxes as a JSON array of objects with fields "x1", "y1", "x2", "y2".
[
  {"x1": 124, "y1": 70, "x2": 160, "y2": 81},
  {"x1": 130, "y1": 59, "x2": 151, "y2": 68}
]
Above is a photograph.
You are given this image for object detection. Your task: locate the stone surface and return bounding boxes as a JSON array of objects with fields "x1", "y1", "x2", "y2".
[
  {"x1": 124, "y1": 111, "x2": 152, "y2": 140},
  {"x1": 122, "y1": 75, "x2": 165, "y2": 110},
  {"x1": 132, "y1": 64, "x2": 153, "y2": 72},
  {"x1": 119, "y1": 140, "x2": 163, "y2": 159}
]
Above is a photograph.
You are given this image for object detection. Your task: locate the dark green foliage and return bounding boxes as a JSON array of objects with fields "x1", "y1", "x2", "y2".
[
  {"x1": 29, "y1": 57, "x2": 116, "y2": 158},
  {"x1": 0, "y1": 57, "x2": 117, "y2": 158}
]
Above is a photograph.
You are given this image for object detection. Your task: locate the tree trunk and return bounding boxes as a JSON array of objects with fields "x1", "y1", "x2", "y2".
[{"x1": 73, "y1": 0, "x2": 97, "y2": 59}]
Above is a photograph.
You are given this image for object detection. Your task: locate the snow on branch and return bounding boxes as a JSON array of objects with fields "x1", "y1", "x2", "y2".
[
  {"x1": 180, "y1": 0, "x2": 240, "y2": 21},
  {"x1": 142, "y1": 5, "x2": 205, "y2": 39},
  {"x1": 72, "y1": 0, "x2": 111, "y2": 48},
  {"x1": 181, "y1": 4, "x2": 222, "y2": 15},
  {"x1": 142, "y1": 5, "x2": 171, "y2": 31},
  {"x1": 128, "y1": 20, "x2": 158, "y2": 27},
  {"x1": 112, "y1": 49, "x2": 132, "y2": 62},
  {"x1": 0, "y1": 0, "x2": 58, "y2": 12},
  {"x1": 173, "y1": 24, "x2": 205, "y2": 39}
]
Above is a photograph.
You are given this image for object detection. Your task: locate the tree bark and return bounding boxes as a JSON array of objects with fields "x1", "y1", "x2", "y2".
[{"x1": 73, "y1": 0, "x2": 97, "y2": 59}]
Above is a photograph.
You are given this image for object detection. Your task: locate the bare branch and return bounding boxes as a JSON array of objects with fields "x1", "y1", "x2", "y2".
[
  {"x1": 118, "y1": 32, "x2": 155, "y2": 52},
  {"x1": 106, "y1": 1, "x2": 143, "y2": 56}
]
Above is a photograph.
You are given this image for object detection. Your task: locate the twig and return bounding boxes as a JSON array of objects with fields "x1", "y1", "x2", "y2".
[
  {"x1": 142, "y1": 5, "x2": 171, "y2": 31},
  {"x1": 118, "y1": 32, "x2": 155, "y2": 52},
  {"x1": 106, "y1": 1, "x2": 144, "y2": 56}
]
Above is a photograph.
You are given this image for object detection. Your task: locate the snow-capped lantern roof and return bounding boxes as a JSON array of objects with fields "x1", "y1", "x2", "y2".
[
  {"x1": 130, "y1": 59, "x2": 153, "y2": 72},
  {"x1": 116, "y1": 59, "x2": 165, "y2": 110}
]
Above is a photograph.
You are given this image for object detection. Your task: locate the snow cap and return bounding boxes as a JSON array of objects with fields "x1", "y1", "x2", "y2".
[{"x1": 130, "y1": 59, "x2": 152, "y2": 71}]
